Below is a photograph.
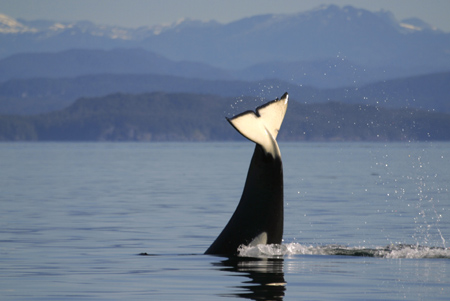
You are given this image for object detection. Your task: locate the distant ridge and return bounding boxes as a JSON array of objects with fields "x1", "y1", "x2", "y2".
[
  {"x1": 0, "y1": 71, "x2": 449, "y2": 115},
  {"x1": 0, "y1": 48, "x2": 231, "y2": 82},
  {"x1": 1, "y1": 48, "x2": 442, "y2": 89}
]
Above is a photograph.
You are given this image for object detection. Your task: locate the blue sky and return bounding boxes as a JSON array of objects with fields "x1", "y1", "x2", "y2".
[{"x1": 2, "y1": 0, "x2": 450, "y2": 32}]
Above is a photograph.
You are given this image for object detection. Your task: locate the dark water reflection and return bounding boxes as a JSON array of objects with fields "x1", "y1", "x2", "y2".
[{"x1": 213, "y1": 256, "x2": 286, "y2": 300}]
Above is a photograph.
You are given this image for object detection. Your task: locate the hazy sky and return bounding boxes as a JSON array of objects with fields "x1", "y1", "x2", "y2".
[{"x1": 2, "y1": 0, "x2": 450, "y2": 32}]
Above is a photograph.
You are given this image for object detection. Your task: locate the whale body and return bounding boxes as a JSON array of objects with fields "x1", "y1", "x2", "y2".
[{"x1": 205, "y1": 92, "x2": 288, "y2": 255}]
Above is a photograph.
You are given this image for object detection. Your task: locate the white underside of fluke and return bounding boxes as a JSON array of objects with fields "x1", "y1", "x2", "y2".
[
  {"x1": 248, "y1": 232, "x2": 268, "y2": 247},
  {"x1": 227, "y1": 93, "x2": 288, "y2": 158}
]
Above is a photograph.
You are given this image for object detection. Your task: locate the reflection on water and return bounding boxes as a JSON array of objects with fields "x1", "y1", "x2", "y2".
[{"x1": 212, "y1": 256, "x2": 286, "y2": 300}]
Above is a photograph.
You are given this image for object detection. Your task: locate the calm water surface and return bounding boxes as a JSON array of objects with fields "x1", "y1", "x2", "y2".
[{"x1": 1, "y1": 142, "x2": 449, "y2": 300}]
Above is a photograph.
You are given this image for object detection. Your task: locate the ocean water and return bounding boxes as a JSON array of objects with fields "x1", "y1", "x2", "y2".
[{"x1": 1, "y1": 142, "x2": 449, "y2": 300}]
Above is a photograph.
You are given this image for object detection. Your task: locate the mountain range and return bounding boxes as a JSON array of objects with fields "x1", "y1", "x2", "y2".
[
  {"x1": 1, "y1": 5, "x2": 450, "y2": 88},
  {"x1": 0, "y1": 48, "x2": 396, "y2": 89}
]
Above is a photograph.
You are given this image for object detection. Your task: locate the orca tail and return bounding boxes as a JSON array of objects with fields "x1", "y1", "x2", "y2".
[{"x1": 227, "y1": 92, "x2": 288, "y2": 157}]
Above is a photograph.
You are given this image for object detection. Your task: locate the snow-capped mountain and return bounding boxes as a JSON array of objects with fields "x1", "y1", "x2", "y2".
[
  {"x1": 399, "y1": 17, "x2": 440, "y2": 32},
  {"x1": 0, "y1": 5, "x2": 449, "y2": 86},
  {"x1": 0, "y1": 13, "x2": 38, "y2": 34}
]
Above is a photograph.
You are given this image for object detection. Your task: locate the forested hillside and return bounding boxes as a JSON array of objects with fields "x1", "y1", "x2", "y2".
[{"x1": 1, "y1": 92, "x2": 449, "y2": 142}]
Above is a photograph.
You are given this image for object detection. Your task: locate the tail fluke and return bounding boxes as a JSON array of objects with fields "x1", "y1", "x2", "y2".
[{"x1": 227, "y1": 92, "x2": 288, "y2": 157}]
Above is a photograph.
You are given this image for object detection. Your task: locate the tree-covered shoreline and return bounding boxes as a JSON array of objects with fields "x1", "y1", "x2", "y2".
[{"x1": 1, "y1": 92, "x2": 450, "y2": 142}]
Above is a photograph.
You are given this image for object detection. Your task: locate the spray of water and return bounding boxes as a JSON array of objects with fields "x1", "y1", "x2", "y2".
[{"x1": 238, "y1": 243, "x2": 450, "y2": 259}]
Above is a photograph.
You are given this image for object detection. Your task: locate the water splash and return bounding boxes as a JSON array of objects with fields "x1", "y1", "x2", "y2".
[
  {"x1": 370, "y1": 144, "x2": 448, "y2": 249},
  {"x1": 226, "y1": 84, "x2": 282, "y2": 118},
  {"x1": 238, "y1": 243, "x2": 450, "y2": 259}
]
